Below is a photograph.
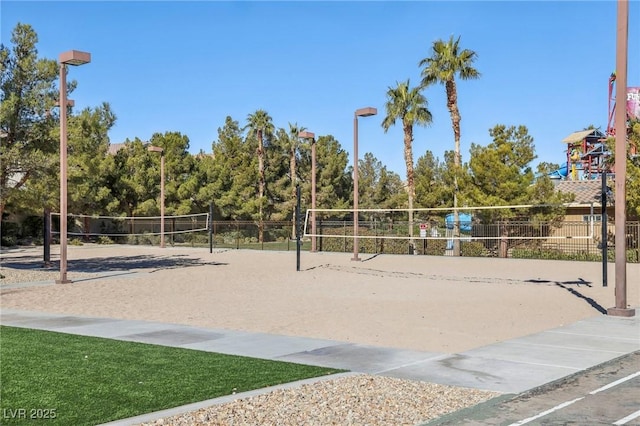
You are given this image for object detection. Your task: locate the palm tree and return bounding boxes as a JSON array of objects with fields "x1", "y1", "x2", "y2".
[
  {"x1": 245, "y1": 109, "x2": 274, "y2": 242},
  {"x1": 382, "y1": 79, "x2": 433, "y2": 251},
  {"x1": 419, "y1": 35, "x2": 480, "y2": 256}
]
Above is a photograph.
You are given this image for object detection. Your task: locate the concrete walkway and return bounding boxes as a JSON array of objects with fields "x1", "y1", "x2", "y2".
[{"x1": 2, "y1": 307, "x2": 639, "y2": 425}]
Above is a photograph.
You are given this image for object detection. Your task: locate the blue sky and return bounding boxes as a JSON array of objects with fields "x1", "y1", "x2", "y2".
[{"x1": 2, "y1": 1, "x2": 639, "y2": 177}]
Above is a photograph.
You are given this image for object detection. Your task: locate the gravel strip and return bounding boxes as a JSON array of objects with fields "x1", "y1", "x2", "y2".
[{"x1": 139, "y1": 375, "x2": 499, "y2": 426}]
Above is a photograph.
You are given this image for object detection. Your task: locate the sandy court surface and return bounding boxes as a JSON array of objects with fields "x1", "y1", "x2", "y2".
[{"x1": 1, "y1": 245, "x2": 638, "y2": 353}]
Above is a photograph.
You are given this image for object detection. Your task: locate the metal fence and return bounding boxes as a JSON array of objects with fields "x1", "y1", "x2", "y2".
[
  {"x1": 208, "y1": 219, "x2": 640, "y2": 262},
  {"x1": 3, "y1": 216, "x2": 639, "y2": 263},
  {"x1": 312, "y1": 219, "x2": 639, "y2": 261},
  {"x1": 211, "y1": 220, "x2": 300, "y2": 251}
]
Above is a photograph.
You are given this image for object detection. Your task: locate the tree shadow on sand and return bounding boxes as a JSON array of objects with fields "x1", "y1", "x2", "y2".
[
  {"x1": 2, "y1": 254, "x2": 227, "y2": 273},
  {"x1": 525, "y1": 278, "x2": 607, "y2": 315}
]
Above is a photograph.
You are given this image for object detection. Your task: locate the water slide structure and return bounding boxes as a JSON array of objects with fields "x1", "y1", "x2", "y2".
[
  {"x1": 442, "y1": 75, "x2": 637, "y2": 248},
  {"x1": 549, "y1": 74, "x2": 638, "y2": 182}
]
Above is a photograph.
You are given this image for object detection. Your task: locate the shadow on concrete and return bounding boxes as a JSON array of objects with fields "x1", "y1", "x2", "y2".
[
  {"x1": 1, "y1": 254, "x2": 226, "y2": 273},
  {"x1": 525, "y1": 278, "x2": 606, "y2": 315}
]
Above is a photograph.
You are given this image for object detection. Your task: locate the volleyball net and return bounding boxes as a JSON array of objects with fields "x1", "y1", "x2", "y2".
[
  {"x1": 50, "y1": 212, "x2": 210, "y2": 244},
  {"x1": 302, "y1": 204, "x2": 600, "y2": 255}
]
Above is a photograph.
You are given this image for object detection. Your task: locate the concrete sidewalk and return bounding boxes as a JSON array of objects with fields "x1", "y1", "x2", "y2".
[{"x1": 2, "y1": 308, "x2": 638, "y2": 397}]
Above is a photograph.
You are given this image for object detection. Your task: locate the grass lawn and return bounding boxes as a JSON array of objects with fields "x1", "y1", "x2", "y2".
[{"x1": 0, "y1": 326, "x2": 343, "y2": 425}]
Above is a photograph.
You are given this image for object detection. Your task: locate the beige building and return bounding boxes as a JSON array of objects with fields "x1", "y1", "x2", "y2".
[{"x1": 547, "y1": 180, "x2": 614, "y2": 254}]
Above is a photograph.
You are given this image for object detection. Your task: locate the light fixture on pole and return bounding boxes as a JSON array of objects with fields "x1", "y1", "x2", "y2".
[
  {"x1": 148, "y1": 145, "x2": 166, "y2": 248},
  {"x1": 57, "y1": 50, "x2": 90, "y2": 284},
  {"x1": 352, "y1": 107, "x2": 377, "y2": 261},
  {"x1": 299, "y1": 131, "x2": 316, "y2": 252}
]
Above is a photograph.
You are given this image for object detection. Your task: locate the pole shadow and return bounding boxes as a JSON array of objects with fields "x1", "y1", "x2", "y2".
[{"x1": 525, "y1": 278, "x2": 607, "y2": 315}]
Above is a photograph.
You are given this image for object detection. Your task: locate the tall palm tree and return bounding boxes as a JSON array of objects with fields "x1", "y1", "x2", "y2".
[
  {"x1": 419, "y1": 35, "x2": 479, "y2": 256},
  {"x1": 382, "y1": 79, "x2": 433, "y2": 251},
  {"x1": 245, "y1": 109, "x2": 274, "y2": 242}
]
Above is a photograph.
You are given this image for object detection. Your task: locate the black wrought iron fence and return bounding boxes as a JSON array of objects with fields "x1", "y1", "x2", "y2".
[
  {"x1": 205, "y1": 219, "x2": 640, "y2": 262},
  {"x1": 3, "y1": 215, "x2": 639, "y2": 263},
  {"x1": 211, "y1": 221, "x2": 301, "y2": 251},
  {"x1": 311, "y1": 219, "x2": 640, "y2": 262}
]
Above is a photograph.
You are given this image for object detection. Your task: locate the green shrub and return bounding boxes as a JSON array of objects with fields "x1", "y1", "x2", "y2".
[
  {"x1": 97, "y1": 235, "x2": 114, "y2": 245},
  {"x1": 69, "y1": 238, "x2": 83, "y2": 246},
  {"x1": 316, "y1": 226, "x2": 417, "y2": 255},
  {"x1": 1, "y1": 235, "x2": 17, "y2": 247},
  {"x1": 1, "y1": 221, "x2": 20, "y2": 247},
  {"x1": 21, "y1": 215, "x2": 44, "y2": 239},
  {"x1": 126, "y1": 233, "x2": 159, "y2": 246},
  {"x1": 424, "y1": 239, "x2": 447, "y2": 256},
  {"x1": 143, "y1": 233, "x2": 160, "y2": 246},
  {"x1": 461, "y1": 241, "x2": 487, "y2": 257},
  {"x1": 182, "y1": 233, "x2": 209, "y2": 246},
  {"x1": 508, "y1": 248, "x2": 640, "y2": 263}
]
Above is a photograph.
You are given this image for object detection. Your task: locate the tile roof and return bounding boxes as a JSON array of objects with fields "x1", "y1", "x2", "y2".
[
  {"x1": 107, "y1": 143, "x2": 125, "y2": 155},
  {"x1": 553, "y1": 180, "x2": 605, "y2": 205},
  {"x1": 561, "y1": 129, "x2": 605, "y2": 144}
]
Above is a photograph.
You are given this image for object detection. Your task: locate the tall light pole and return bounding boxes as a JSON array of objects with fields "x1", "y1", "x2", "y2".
[
  {"x1": 148, "y1": 146, "x2": 166, "y2": 248},
  {"x1": 608, "y1": 0, "x2": 634, "y2": 317},
  {"x1": 352, "y1": 107, "x2": 377, "y2": 261},
  {"x1": 299, "y1": 131, "x2": 316, "y2": 252},
  {"x1": 57, "y1": 50, "x2": 90, "y2": 284}
]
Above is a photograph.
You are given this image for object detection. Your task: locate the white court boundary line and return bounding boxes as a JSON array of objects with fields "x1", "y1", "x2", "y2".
[
  {"x1": 508, "y1": 397, "x2": 585, "y2": 426},
  {"x1": 507, "y1": 371, "x2": 640, "y2": 426},
  {"x1": 589, "y1": 371, "x2": 640, "y2": 394},
  {"x1": 614, "y1": 409, "x2": 640, "y2": 425}
]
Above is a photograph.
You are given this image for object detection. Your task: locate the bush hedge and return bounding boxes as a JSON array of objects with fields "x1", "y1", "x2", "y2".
[{"x1": 461, "y1": 241, "x2": 488, "y2": 257}]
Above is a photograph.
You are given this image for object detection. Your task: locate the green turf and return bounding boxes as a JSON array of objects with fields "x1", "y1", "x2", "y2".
[{"x1": 0, "y1": 326, "x2": 343, "y2": 425}]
